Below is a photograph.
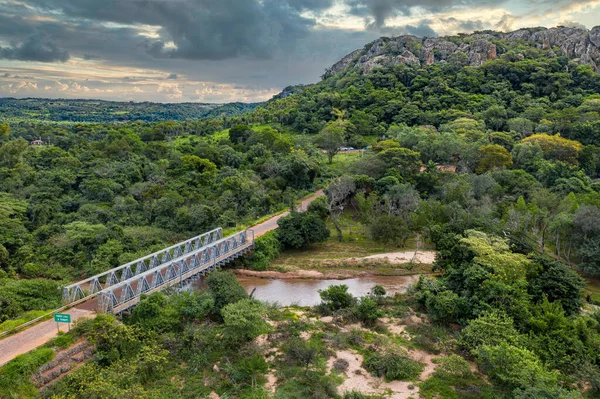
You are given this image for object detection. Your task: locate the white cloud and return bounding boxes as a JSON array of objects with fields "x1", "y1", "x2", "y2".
[{"x1": 157, "y1": 83, "x2": 183, "y2": 99}]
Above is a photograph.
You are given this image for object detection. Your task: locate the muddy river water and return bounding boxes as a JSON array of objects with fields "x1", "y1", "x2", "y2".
[{"x1": 234, "y1": 275, "x2": 421, "y2": 306}]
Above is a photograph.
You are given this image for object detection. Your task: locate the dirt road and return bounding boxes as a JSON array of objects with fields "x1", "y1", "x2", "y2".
[
  {"x1": 0, "y1": 308, "x2": 93, "y2": 366},
  {"x1": 252, "y1": 190, "x2": 324, "y2": 237}
]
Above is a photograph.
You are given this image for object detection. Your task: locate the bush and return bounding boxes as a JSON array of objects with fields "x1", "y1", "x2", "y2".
[
  {"x1": 333, "y1": 358, "x2": 349, "y2": 372},
  {"x1": 459, "y1": 310, "x2": 522, "y2": 354},
  {"x1": 248, "y1": 231, "x2": 280, "y2": 271},
  {"x1": 307, "y1": 196, "x2": 329, "y2": 218},
  {"x1": 277, "y1": 212, "x2": 330, "y2": 249},
  {"x1": 434, "y1": 355, "x2": 472, "y2": 380},
  {"x1": 476, "y1": 343, "x2": 561, "y2": 393},
  {"x1": 318, "y1": 285, "x2": 356, "y2": 312},
  {"x1": 206, "y1": 270, "x2": 248, "y2": 317},
  {"x1": 363, "y1": 349, "x2": 424, "y2": 381},
  {"x1": 353, "y1": 297, "x2": 382, "y2": 326},
  {"x1": 424, "y1": 290, "x2": 464, "y2": 324},
  {"x1": 222, "y1": 299, "x2": 269, "y2": 343}
]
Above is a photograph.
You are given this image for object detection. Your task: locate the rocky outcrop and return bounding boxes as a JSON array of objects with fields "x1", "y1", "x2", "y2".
[{"x1": 324, "y1": 25, "x2": 600, "y2": 78}]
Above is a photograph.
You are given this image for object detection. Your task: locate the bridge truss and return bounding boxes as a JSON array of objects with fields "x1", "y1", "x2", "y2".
[
  {"x1": 62, "y1": 228, "x2": 223, "y2": 306},
  {"x1": 97, "y1": 229, "x2": 253, "y2": 313}
]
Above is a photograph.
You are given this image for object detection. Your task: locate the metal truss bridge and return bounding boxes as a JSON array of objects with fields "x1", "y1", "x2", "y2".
[{"x1": 62, "y1": 228, "x2": 254, "y2": 314}]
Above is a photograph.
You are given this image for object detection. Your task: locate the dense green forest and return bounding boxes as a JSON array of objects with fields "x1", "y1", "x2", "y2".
[
  {"x1": 0, "y1": 98, "x2": 258, "y2": 123},
  {"x1": 2, "y1": 28, "x2": 600, "y2": 399},
  {"x1": 0, "y1": 121, "x2": 327, "y2": 323}
]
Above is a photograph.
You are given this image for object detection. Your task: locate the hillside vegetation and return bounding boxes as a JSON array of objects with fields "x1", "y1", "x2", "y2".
[{"x1": 0, "y1": 98, "x2": 258, "y2": 123}]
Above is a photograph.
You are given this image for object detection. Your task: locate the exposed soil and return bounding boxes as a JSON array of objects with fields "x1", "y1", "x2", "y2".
[
  {"x1": 327, "y1": 349, "x2": 419, "y2": 399},
  {"x1": 361, "y1": 251, "x2": 436, "y2": 265},
  {"x1": 235, "y1": 269, "x2": 351, "y2": 279}
]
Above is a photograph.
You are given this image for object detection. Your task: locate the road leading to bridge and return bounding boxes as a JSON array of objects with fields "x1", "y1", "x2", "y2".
[
  {"x1": 252, "y1": 189, "x2": 324, "y2": 237},
  {"x1": 0, "y1": 189, "x2": 325, "y2": 366}
]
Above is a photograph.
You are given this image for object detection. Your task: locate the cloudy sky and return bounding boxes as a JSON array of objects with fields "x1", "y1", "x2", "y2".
[{"x1": 0, "y1": 0, "x2": 599, "y2": 103}]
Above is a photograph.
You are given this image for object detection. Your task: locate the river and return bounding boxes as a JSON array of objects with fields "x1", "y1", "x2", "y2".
[{"x1": 235, "y1": 275, "x2": 420, "y2": 306}]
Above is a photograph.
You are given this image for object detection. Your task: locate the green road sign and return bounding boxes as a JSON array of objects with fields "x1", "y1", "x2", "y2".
[{"x1": 54, "y1": 314, "x2": 71, "y2": 323}]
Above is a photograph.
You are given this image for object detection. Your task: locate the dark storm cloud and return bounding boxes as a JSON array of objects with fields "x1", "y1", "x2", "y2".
[
  {"x1": 405, "y1": 22, "x2": 438, "y2": 37},
  {"x1": 0, "y1": 32, "x2": 69, "y2": 62},
  {"x1": 441, "y1": 17, "x2": 485, "y2": 32},
  {"x1": 345, "y1": 0, "x2": 503, "y2": 28},
  {"x1": 23, "y1": 0, "x2": 326, "y2": 60}
]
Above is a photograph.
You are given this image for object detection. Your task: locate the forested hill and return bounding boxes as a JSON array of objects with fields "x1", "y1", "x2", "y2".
[
  {"x1": 261, "y1": 25, "x2": 600, "y2": 145},
  {"x1": 0, "y1": 98, "x2": 258, "y2": 123}
]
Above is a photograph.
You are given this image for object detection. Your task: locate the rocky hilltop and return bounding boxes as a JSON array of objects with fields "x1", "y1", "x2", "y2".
[{"x1": 324, "y1": 26, "x2": 600, "y2": 77}]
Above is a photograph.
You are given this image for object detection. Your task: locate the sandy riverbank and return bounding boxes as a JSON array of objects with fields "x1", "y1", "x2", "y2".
[{"x1": 234, "y1": 250, "x2": 437, "y2": 280}]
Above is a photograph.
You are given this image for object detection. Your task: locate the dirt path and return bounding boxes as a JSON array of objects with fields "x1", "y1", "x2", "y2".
[
  {"x1": 251, "y1": 190, "x2": 324, "y2": 237},
  {"x1": 0, "y1": 308, "x2": 93, "y2": 366}
]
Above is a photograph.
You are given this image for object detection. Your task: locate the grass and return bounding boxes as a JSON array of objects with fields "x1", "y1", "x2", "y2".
[
  {"x1": 419, "y1": 356, "x2": 494, "y2": 399},
  {"x1": 0, "y1": 347, "x2": 55, "y2": 397},
  {"x1": 584, "y1": 277, "x2": 600, "y2": 306},
  {"x1": 321, "y1": 152, "x2": 362, "y2": 179},
  {"x1": 269, "y1": 210, "x2": 434, "y2": 275},
  {"x1": 0, "y1": 310, "x2": 48, "y2": 334}
]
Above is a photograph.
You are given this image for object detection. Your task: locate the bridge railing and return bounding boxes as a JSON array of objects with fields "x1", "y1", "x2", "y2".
[
  {"x1": 62, "y1": 228, "x2": 223, "y2": 305},
  {"x1": 98, "y1": 229, "x2": 254, "y2": 313}
]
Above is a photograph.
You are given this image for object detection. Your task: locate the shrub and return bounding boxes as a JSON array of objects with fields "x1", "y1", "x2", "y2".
[
  {"x1": 277, "y1": 211, "x2": 330, "y2": 249},
  {"x1": 247, "y1": 231, "x2": 280, "y2": 271},
  {"x1": 363, "y1": 349, "x2": 424, "y2": 381},
  {"x1": 353, "y1": 297, "x2": 382, "y2": 326},
  {"x1": 206, "y1": 270, "x2": 248, "y2": 317},
  {"x1": 476, "y1": 343, "x2": 561, "y2": 393},
  {"x1": 424, "y1": 290, "x2": 464, "y2": 324},
  {"x1": 333, "y1": 358, "x2": 349, "y2": 372},
  {"x1": 459, "y1": 310, "x2": 522, "y2": 354},
  {"x1": 318, "y1": 285, "x2": 356, "y2": 312},
  {"x1": 222, "y1": 299, "x2": 269, "y2": 343},
  {"x1": 0, "y1": 347, "x2": 54, "y2": 397},
  {"x1": 434, "y1": 355, "x2": 472, "y2": 380}
]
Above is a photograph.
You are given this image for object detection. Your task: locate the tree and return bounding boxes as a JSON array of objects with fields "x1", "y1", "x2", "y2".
[
  {"x1": 277, "y1": 211, "x2": 330, "y2": 249},
  {"x1": 229, "y1": 124, "x2": 252, "y2": 143},
  {"x1": 377, "y1": 147, "x2": 422, "y2": 177},
  {"x1": 326, "y1": 175, "x2": 356, "y2": 241},
  {"x1": 221, "y1": 299, "x2": 269, "y2": 343},
  {"x1": 370, "y1": 214, "x2": 410, "y2": 247},
  {"x1": 528, "y1": 256, "x2": 585, "y2": 316},
  {"x1": 476, "y1": 343, "x2": 563, "y2": 395},
  {"x1": 522, "y1": 134, "x2": 583, "y2": 164},
  {"x1": 206, "y1": 270, "x2": 248, "y2": 317},
  {"x1": 476, "y1": 144, "x2": 513, "y2": 174},
  {"x1": 0, "y1": 245, "x2": 8, "y2": 271},
  {"x1": 0, "y1": 123, "x2": 9, "y2": 141},
  {"x1": 316, "y1": 120, "x2": 345, "y2": 164},
  {"x1": 482, "y1": 105, "x2": 508, "y2": 131},
  {"x1": 508, "y1": 117, "x2": 535, "y2": 138}
]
